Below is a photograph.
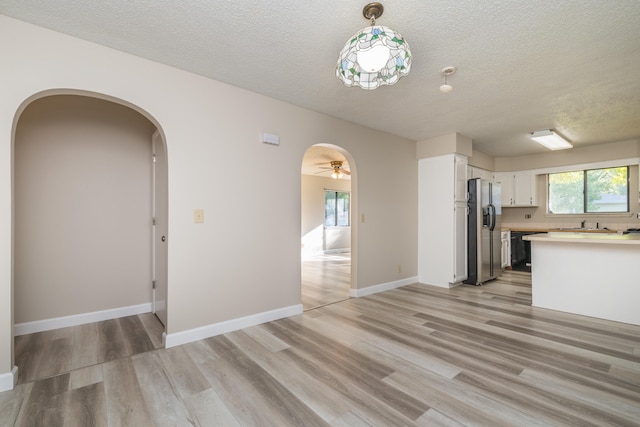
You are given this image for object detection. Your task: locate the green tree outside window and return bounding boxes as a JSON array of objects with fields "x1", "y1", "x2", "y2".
[{"x1": 549, "y1": 167, "x2": 628, "y2": 214}]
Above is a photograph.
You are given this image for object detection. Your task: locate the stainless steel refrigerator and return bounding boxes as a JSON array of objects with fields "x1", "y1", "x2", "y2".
[{"x1": 464, "y1": 178, "x2": 502, "y2": 285}]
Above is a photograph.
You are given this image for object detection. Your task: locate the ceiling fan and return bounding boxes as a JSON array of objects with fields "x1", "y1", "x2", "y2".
[{"x1": 316, "y1": 160, "x2": 351, "y2": 179}]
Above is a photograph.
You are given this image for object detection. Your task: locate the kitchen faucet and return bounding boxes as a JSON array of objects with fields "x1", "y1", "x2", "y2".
[{"x1": 581, "y1": 220, "x2": 586, "y2": 228}]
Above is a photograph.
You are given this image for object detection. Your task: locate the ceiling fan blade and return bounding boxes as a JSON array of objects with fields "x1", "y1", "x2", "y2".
[{"x1": 342, "y1": 169, "x2": 351, "y2": 175}]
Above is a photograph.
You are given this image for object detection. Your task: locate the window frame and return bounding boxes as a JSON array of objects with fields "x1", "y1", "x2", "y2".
[
  {"x1": 324, "y1": 190, "x2": 351, "y2": 227},
  {"x1": 547, "y1": 166, "x2": 630, "y2": 215}
]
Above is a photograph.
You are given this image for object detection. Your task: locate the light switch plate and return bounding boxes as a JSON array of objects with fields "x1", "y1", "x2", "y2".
[{"x1": 194, "y1": 209, "x2": 204, "y2": 223}]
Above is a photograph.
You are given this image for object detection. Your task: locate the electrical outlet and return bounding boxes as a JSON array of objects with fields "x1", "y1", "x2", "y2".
[{"x1": 637, "y1": 212, "x2": 640, "y2": 219}]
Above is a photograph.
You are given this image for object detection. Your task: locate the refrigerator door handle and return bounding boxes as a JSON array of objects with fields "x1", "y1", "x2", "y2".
[{"x1": 489, "y1": 204, "x2": 496, "y2": 231}]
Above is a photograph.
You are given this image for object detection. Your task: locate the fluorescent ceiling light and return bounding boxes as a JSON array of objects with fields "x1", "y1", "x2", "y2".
[{"x1": 530, "y1": 130, "x2": 573, "y2": 150}]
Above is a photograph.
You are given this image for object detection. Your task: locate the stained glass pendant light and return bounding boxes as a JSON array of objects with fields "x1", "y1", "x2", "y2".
[{"x1": 336, "y1": 2, "x2": 412, "y2": 90}]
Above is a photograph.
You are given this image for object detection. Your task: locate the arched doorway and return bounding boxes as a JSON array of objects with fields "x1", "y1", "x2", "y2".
[
  {"x1": 301, "y1": 145, "x2": 354, "y2": 310},
  {"x1": 12, "y1": 93, "x2": 168, "y2": 382}
]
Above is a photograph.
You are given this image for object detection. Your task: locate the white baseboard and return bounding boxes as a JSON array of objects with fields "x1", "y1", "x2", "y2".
[
  {"x1": 164, "y1": 304, "x2": 303, "y2": 349},
  {"x1": 0, "y1": 366, "x2": 18, "y2": 392},
  {"x1": 14, "y1": 303, "x2": 152, "y2": 336},
  {"x1": 349, "y1": 276, "x2": 418, "y2": 298}
]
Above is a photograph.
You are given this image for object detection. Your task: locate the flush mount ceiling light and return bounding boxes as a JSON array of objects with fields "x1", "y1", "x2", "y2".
[
  {"x1": 440, "y1": 66, "x2": 456, "y2": 93},
  {"x1": 336, "y1": 2, "x2": 412, "y2": 90},
  {"x1": 530, "y1": 129, "x2": 573, "y2": 150}
]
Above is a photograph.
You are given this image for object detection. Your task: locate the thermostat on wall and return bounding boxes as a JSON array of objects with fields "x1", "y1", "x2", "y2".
[{"x1": 262, "y1": 132, "x2": 280, "y2": 146}]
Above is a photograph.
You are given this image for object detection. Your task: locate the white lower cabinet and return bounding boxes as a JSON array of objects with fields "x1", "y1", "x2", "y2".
[
  {"x1": 501, "y1": 231, "x2": 511, "y2": 268},
  {"x1": 454, "y1": 202, "x2": 468, "y2": 282}
]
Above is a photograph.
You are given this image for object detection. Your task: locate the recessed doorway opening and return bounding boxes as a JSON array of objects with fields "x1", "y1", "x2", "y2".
[
  {"x1": 301, "y1": 145, "x2": 353, "y2": 310},
  {"x1": 12, "y1": 93, "x2": 168, "y2": 383}
]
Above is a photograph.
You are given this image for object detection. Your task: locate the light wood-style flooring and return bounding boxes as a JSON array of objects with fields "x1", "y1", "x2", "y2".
[
  {"x1": 301, "y1": 252, "x2": 351, "y2": 310},
  {"x1": 2, "y1": 270, "x2": 640, "y2": 426},
  {"x1": 13, "y1": 313, "x2": 165, "y2": 385}
]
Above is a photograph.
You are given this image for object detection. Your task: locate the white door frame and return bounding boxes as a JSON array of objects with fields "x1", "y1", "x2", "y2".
[{"x1": 152, "y1": 131, "x2": 168, "y2": 327}]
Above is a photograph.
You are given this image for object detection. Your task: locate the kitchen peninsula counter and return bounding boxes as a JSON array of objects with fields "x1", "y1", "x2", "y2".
[
  {"x1": 526, "y1": 232, "x2": 640, "y2": 244},
  {"x1": 524, "y1": 232, "x2": 640, "y2": 325},
  {"x1": 505, "y1": 227, "x2": 618, "y2": 234}
]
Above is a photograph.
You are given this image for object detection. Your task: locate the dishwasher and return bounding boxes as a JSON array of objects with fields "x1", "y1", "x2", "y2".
[{"x1": 510, "y1": 231, "x2": 544, "y2": 272}]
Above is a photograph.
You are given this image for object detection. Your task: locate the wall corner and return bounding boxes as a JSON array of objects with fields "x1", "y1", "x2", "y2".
[{"x1": 416, "y1": 132, "x2": 473, "y2": 159}]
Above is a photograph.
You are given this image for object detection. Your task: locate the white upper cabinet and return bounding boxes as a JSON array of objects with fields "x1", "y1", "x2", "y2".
[
  {"x1": 454, "y1": 155, "x2": 468, "y2": 203},
  {"x1": 494, "y1": 171, "x2": 537, "y2": 207},
  {"x1": 494, "y1": 172, "x2": 514, "y2": 206},
  {"x1": 514, "y1": 171, "x2": 537, "y2": 206}
]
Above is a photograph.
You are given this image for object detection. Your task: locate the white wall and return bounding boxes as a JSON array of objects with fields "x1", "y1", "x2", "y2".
[
  {"x1": 14, "y1": 95, "x2": 154, "y2": 324},
  {"x1": 0, "y1": 15, "x2": 419, "y2": 384}
]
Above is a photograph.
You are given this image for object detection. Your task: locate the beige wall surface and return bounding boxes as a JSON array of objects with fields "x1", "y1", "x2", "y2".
[
  {"x1": 14, "y1": 95, "x2": 155, "y2": 323},
  {"x1": 0, "y1": 16, "x2": 419, "y2": 377},
  {"x1": 468, "y1": 149, "x2": 495, "y2": 171},
  {"x1": 416, "y1": 133, "x2": 473, "y2": 159}
]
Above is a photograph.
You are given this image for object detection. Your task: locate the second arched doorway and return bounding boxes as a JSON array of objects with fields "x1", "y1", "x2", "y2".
[{"x1": 301, "y1": 145, "x2": 353, "y2": 310}]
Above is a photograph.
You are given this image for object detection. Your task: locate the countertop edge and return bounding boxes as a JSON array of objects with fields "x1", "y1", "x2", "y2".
[
  {"x1": 504, "y1": 227, "x2": 618, "y2": 234},
  {"x1": 524, "y1": 232, "x2": 640, "y2": 245}
]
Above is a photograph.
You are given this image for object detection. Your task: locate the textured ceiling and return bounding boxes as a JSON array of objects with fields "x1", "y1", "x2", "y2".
[{"x1": 2, "y1": 0, "x2": 640, "y2": 158}]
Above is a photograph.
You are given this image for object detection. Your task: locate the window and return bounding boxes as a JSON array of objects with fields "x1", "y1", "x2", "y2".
[
  {"x1": 325, "y1": 191, "x2": 350, "y2": 226},
  {"x1": 548, "y1": 166, "x2": 629, "y2": 214}
]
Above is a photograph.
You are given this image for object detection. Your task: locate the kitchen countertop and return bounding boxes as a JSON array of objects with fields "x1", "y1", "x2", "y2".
[
  {"x1": 524, "y1": 232, "x2": 640, "y2": 245},
  {"x1": 503, "y1": 227, "x2": 617, "y2": 234}
]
